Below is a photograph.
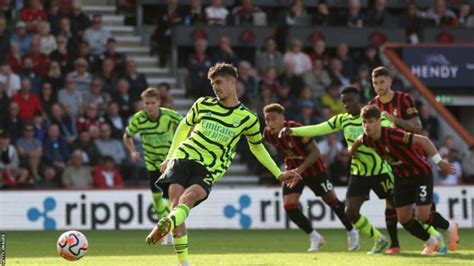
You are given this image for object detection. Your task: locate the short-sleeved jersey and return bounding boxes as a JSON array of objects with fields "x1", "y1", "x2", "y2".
[
  {"x1": 126, "y1": 108, "x2": 183, "y2": 171},
  {"x1": 362, "y1": 127, "x2": 431, "y2": 177},
  {"x1": 370, "y1": 91, "x2": 419, "y2": 127},
  {"x1": 327, "y1": 113, "x2": 391, "y2": 176},
  {"x1": 171, "y1": 97, "x2": 262, "y2": 183},
  {"x1": 263, "y1": 120, "x2": 326, "y2": 178}
]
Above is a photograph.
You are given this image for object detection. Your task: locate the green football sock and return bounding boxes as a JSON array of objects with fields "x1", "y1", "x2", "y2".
[
  {"x1": 354, "y1": 215, "x2": 382, "y2": 240},
  {"x1": 173, "y1": 234, "x2": 189, "y2": 264},
  {"x1": 169, "y1": 204, "x2": 190, "y2": 228},
  {"x1": 152, "y1": 192, "x2": 170, "y2": 218},
  {"x1": 423, "y1": 223, "x2": 441, "y2": 237}
]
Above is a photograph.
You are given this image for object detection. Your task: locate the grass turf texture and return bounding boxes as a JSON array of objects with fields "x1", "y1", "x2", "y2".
[{"x1": 5, "y1": 229, "x2": 474, "y2": 265}]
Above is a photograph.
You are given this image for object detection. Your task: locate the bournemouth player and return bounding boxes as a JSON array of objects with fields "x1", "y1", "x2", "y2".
[
  {"x1": 123, "y1": 87, "x2": 182, "y2": 245},
  {"x1": 263, "y1": 103, "x2": 359, "y2": 252},
  {"x1": 352, "y1": 105, "x2": 459, "y2": 255},
  {"x1": 280, "y1": 86, "x2": 398, "y2": 254},
  {"x1": 145, "y1": 63, "x2": 300, "y2": 266}
]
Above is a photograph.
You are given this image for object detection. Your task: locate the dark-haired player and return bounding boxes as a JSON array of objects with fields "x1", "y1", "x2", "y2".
[{"x1": 263, "y1": 103, "x2": 359, "y2": 252}]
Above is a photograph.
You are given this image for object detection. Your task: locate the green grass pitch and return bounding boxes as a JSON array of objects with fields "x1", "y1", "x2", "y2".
[{"x1": 5, "y1": 229, "x2": 474, "y2": 265}]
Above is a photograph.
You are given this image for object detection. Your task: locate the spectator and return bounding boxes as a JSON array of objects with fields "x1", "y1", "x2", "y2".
[
  {"x1": 366, "y1": 0, "x2": 396, "y2": 27},
  {"x1": 6, "y1": 42, "x2": 23, "y2": 74},
  {"x1": 93, "y1": 156, "x2": 124, "y2": 188},
  {"x1": 1, "y1": 102, "x2": 23, "y2": 144},
  {"x1": 328, "y1": 58, "x2": 350, "y2": 86},
  {"x1": 62, "y1": 149, "x2": 93, "y2": 189},
  {"x1": 10, "y1": 21, "x2": 32, "y2": 57},
  {"x1": 37, "y1": 21, "x2": 57, "y2": 55},
  {"x1": 283, "y1": 39, "x2": 312, "y2": 76},
  {"x1": 58, "y1": 73, "x2": 83, "y2": 118},
  {"x1": 12, "y1": 78, "x2": 43, "y2": 122},
  {"x1": 125, "y1": 59, "x2": 148, "y2": 101},
  {"x1": 358, "y1": 45, "x2": 382, "y2": 70},
  {"x1": 278, "y1": 62, "x2": 304, "y2": 98},
  {"x1": 70, "y1": 58, "x2": 92, "y2": 96},
  {"x1": 205, "y1": 0, "x2": 229, "y2": 25},
  {"x1": 187, "y1": 38, "x2": 212, "y2": 97},
  {"x1": 284, "y1": 0, "x2": 311, "y2": 27},
  {"x1": 295, "y1": 86, "x2": 320, "y2": 125},
  {"x1": 212, "y1": 35, "x2": 239, "y2": 65},
  {"x1": 346, "y1": 0, "x2": 364, "y2": 28},
  {"x1": 32, "y1": 111, "x2": 48, "y2": 141},
  {"x1": 35, "y1": 166, "x2": 60, "y2": 188},
  {"x1": 352, "y1": 64, "x2": 373, "y2": 102},
  {"x1": 302, "y1": 58, "x2": 331, "y2": 99},
  {"x1": 42, "y1": 124, "x2": 69, "y2": 173},
  {"x1": 0, "y1": 130, "x2": 30, "y2": 188},
  {"x1": 256, "y1": 37, "x2": 284, "y2": 76},
  {"x1": 0, "y1": 0, "x2": 15, "y2": 24},
  {"x1": 26, "y1": 35, "x2": 51, "y2": 76},
  {"x1": 317, "y1": 133, "x2": 344, "y2": 168},
  {"x1": 102, "y1": 38, "x2": 126, "y2": 75},
  {"x1": 0, "y1": 16, "x2": 10, "y2": 59},
  {"x1": 231, "y1": 0, "x2": 264, "y2": 25},
  {"x1": 422, "y1": 0, "x2": 457, "y2": 27},
  {"x1": 0, "y1": 63, "x2": 21, "y2": 97},
  {"x1": 47, "y1": 0, "x2": 62, "y2": 35},
  {"x1": 313, "y1": 1, "x2": 332, "y2": 26},
  {"x1": 237, "y1": 61, "x2": 258, "y2": 106},
  {"x1": 335, "y1": 42, "x2": 355, "y2": 79},
  {"x1": 50, "y1": 103, "x2": 77, "y2": 144},
  {"x1": 399, "y1": 3, "x2": 424, "y2": 44},
  {"x1": 386, "y1": 64, "x2": 405, "y2": 91},
  {"x1": 16, "y1": 124, "x2": 43, "y2": 180},
  {"x1": 76, "y1": 102, "x2": 106, "y2": 135},
  {"x1": 83, "y1": 77, "x2": 111, "y2": 113},
  {"x1": 93, "y1": 123, "x2": 127, "y2": 164},
  {"x1": 84, "y1": 14, "x2": 111, "y2": 56},
  {"x1": 439, "y1": 135, "x2": 456, "y2": 158},
  {"x1": 257, "y1": 67, "x2": 286, "y2": 110},
  {"x1": 157, "y1": 82, "x2": 174, "y2": 108},
  {"x1": 43, "y1": 91, "x2": 58, "y2": 118},
  {"x1": 112, "y1": 78, "x2": 134, "y2": 120},
  {"x1": 321, "y1": 83, "x2": 344, "y2": 115},
  {"x1": 419, "y1": 104, "x2": 440, "y2": 142},
  {"x1": 437, "y1": 149, "x2": 462, "y2": 185},
  {"x1": 49, "y1": 35, "x2": 73, "y2": 73},
  {"x1": 98, "y1": 58, "x2": 118, "y2": 94},
  {"x1": 77, "y1": 41, "x2": 98, "y2": 69},
  {"x1": 69, "y1": 0, "x2": 91, "y2": 38},
  {"x1": 70, "y1": 130, "x2": 99, "y2": 165},
  {"x1": 458, "y1": 2, "x2": 474, "y2": 27},
  {"x1": 183, "y1": 0, "x2": 206, "y2": 25},
  {"x1": 0, "y1": 82, "x2": 9, "y2": 123},
  {"x1": 58, "y1": 17, "x2": 80, "y2": 58},
  {"x1": 20, "y1": 0, "x2": 47, "y2": 33},
  {"x1": 307, "y1": 38, "x2": 330, "y2": 66},
  {"x1": 43, "y1": 61, "x2": 64, "y2": 93},
  {"x1": 104, "y1": 101, "x2": 125, "y2": 139}
]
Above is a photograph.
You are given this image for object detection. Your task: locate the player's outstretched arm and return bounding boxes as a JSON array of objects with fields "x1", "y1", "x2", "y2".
[
  {"x1": 382, "y1": 111, "x2": 422, "y2": 133},
  {"x1": 279, "y1": 122, "x2": 338, "y2": 138},
  {"x1": 412, "y1": 134, "x2": 457, "y2": 175}
]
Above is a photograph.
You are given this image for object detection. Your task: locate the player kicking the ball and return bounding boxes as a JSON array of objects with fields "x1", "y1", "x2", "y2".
[
  {"x1": 263, "y1": 103, "x2": 359, "y2": 252},
  {"x1": 352, "y1": 105, "x2": 459, "y2": 255},
  {"x1": 145, "y1": 63, "x2": 300, "y2": 266}
]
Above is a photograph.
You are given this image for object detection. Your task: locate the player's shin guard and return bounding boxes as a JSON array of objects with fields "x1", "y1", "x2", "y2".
[
  {"x1": 284, "y1": 203, "x2": 313, "y2": 234},
  {"x1": 152, "y1": 192, "x2": 170, "y2": 219},
  {"x1": 169, "y1": 204, "x2": 190, "y2": 228},
  {"x1": 354, "y1": 215, "x2": 381, "y2": 240},
  {"x1": 173, "y1": 234, "x2": 189, "y2": 264},
  {"x1": 385, "y1": 208, "x2": 399, "y2": 248},
  {"x1": 428, "y1": 212, "x2": 450, "y2": 230},
  {"x1": 401, "y1": 218, "x2": 430, "y2": 241},
  {"x1": 328, "y1": 199, "x2": 353, "y2": 231}
]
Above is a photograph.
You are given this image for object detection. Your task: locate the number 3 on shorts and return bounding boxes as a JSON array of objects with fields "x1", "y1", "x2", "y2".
[
  {"x1": 320, "y1": 179, "x2": 333, "y2": 192},
  {"x1": 419, "y1": 185, "x2": 427, "y2": 198}
]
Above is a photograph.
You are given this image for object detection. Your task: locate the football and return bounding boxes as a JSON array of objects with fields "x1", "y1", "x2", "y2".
[{"x1": 57, "y1": 230, "x2": 89, "y2": 261}]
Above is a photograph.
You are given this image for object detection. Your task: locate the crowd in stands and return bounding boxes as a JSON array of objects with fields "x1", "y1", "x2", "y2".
[{"x1": 1, "y1": 0, "x2": 472, "y2": 189}]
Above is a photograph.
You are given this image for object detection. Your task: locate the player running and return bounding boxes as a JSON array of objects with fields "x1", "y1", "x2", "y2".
[
  {"x1": 352, "y1": 105, "x2": 459, "y2": 255},
  {"x1": 263, "y1": 103, "x2": 359, "y2": 252},
  {"x1": 279, "y1": 86, "x2": 398, "y2": 254},
  {"x1": 145, "y1": 63, "x2": 300, "y2": 266},
  {"x1": 123, "y1": 87, "x2": 182, "y2": 245}
]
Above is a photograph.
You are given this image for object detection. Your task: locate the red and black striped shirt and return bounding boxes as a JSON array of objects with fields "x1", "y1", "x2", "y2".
[
  {"x1": 263, "y1": 121, "x2": 326, "y2": 178},
  {"x1": 370, "y1": 91, "x2": 419, "y2": 122},
  {"x1": 362, "y1": 127, "x2": 431, "y2": 177}
]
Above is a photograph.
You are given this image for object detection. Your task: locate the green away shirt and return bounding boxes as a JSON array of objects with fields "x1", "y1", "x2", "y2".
[
  {"x1": 126, "y1": 108, "x2": 183, "y2": 171},
  {"x1": 166, "y1": 97, "x2": 282, "y2": 183},
  {"x1": 292, "y1": 113, "x2": 391, "y2": 177}
]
